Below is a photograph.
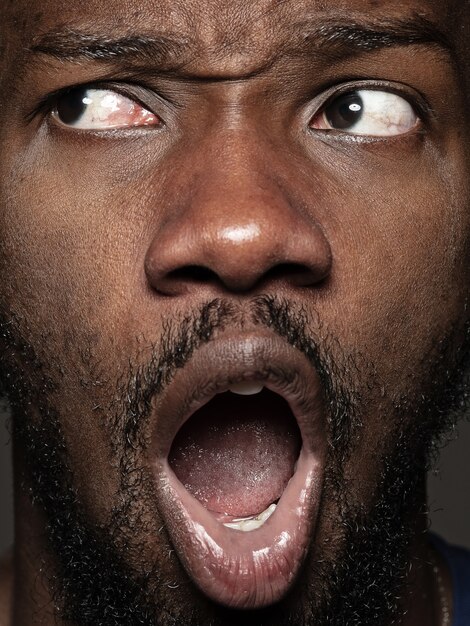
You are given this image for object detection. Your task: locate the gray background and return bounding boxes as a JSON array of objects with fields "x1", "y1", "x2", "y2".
[{"x1": 1, "y1": 406, "x2": 469, "y2": 553}]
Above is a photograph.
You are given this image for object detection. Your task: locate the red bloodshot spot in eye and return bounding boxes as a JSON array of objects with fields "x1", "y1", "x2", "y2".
[
  {"x1": 107, "y1": 101, "x2": 161, "y2": 127},
  {"x1": 132, "y1": 103, "x2": 161, "y2": 126}
]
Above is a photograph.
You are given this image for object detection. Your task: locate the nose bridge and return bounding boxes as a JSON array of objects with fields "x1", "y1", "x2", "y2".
[
  {"x1": 185, "y1": 134, "x2": 296, "y2": 254},
  {"x1": 192, "y1": 126, "x2": 285, "y2": 206},
  {"x1": 145, "y1": 130, "x2": 332, "y2": 295}
]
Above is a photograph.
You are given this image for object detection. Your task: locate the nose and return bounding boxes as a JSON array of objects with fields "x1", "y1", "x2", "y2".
[{"x1": 145, "y1": 144, "x2": 332, "y2": 297}]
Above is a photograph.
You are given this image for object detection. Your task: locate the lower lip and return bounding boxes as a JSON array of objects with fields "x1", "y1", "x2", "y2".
[{"x1": 155, "y1": 446, "x2": 323, "y2": 609}]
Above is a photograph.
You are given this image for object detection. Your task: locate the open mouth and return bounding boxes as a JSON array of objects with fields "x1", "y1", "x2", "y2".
[
  {"x1": 153, "y1": 334, "x2": 326, "y2": 609},
  {"x1": 169, "y1": 385, "x2": 302, "y2": 528}
]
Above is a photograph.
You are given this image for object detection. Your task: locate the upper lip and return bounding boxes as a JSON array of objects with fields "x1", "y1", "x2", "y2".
[
  {"x1": 149, "y1": 330, "x2": 327, "y2": 609},
  {"x1": 151, "y1": 329, "x2": 326, "y2": 460}
]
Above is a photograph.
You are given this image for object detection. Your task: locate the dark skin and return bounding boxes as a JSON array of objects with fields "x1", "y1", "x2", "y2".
[{"x1": 0, "y1": 0, "x2": 469, "y2": 623}]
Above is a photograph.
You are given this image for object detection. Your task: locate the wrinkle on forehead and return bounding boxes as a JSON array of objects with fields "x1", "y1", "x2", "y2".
[
  {"x1": 0, "y1": 0, "x2": 467, "y2": 83},
  {"x1": 3, "y1": 0, "x2": 453, "y2": 51}
]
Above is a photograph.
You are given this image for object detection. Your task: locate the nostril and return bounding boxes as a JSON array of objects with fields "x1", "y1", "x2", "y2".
[
  {"x1": 156, "y1": 261, "x2": 327, "y2": 295},
  {"x1": 168, "y1": 265, "x2": 219, "y2": 284},
  {"x1": 149, "y1": 265, "x2": 221, "y2": 297},
  {"x1": 145, "y1": 214, "x2": 332, "y2": 296},
  {"x1": 264, "y1": 262, "x2": 328, "y2": 287}
]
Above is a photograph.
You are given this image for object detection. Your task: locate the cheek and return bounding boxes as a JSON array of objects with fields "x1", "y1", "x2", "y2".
[
  {"x1": 311, "y1": 146, "x2": 470, "y2": 503},
  {"x1": 320, "y1": 145, "x2": 470, "y2": 391},
  {"x1": 0, "y1": 143, "x2": 158, "y2": 508},
  {"x1": 0, "y1": 137, "x2": 151, "y2": 353}
]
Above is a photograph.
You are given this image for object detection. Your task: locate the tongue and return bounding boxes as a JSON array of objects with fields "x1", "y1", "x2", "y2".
[{"x1": 168, "y1": 389, "x2": 301, "y2": 517}]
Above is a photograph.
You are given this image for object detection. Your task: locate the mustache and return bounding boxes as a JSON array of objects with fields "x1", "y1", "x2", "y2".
[{"x1": 111, "y1": 294, "x2": 361, "y2": 462}]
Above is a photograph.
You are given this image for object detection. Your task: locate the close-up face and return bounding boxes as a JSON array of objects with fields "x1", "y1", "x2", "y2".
[{"x1": 0, "y1": 0, "x2": 469, "y2": 624}]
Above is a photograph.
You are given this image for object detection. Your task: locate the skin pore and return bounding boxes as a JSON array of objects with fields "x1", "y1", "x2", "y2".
[{"x1": 0, "y1": 0, "x2": 469, "y2": 624}]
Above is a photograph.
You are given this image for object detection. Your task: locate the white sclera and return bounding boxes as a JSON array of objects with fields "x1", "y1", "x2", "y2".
[
  {"x1": 55, "y1": 88, "x2": 158, "y2": 130},
  {"x1": 322, "y1": 89, "x2": 419, "y2": 137}
]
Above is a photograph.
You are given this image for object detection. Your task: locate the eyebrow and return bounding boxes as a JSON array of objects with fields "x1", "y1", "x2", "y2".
[
  {"x1": 293, "y1": 16, "x2": 453, "y2": 59},
  {"x1": 29, "y1": 29, "x2": 189, "y2": 66},
  {"x1": 28, "y1": 16, "x2": 453, "y2": 70}
]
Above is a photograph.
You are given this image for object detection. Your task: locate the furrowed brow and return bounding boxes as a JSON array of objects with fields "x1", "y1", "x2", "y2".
[
  {"x1": 29, "y1": 29, "x2": 189, "y2": 66},
  {"x1": 26, "y1": 16, "x2": 454, "y2": 76}
]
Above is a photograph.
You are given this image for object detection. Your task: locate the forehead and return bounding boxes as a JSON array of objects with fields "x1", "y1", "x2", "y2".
[{"x1": 4, "y1": 0, "x2": 456, "y2": 75}]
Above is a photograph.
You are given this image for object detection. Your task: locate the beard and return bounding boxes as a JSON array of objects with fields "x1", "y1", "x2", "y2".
[{"x1": 2, "y1": 295, "x2": 469, "y2": 626}]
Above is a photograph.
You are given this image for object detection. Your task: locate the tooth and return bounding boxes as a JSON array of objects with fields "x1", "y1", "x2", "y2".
[
  {"x1": 224, "y1": 503, "x2": 276, "y2": 532},
  {"x1": 225, "y1": 518, "x2": 263, "y2": 532},
  {"x1": 228, "y1": 382, "x2": 264, "y2": 396}
]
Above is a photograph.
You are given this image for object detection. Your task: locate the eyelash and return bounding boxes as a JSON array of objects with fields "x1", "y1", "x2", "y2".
[
  {"x1": 27, "y1": 78, "x2": 433, "y2": 135},
  {"x1": 311, "y1": 80, "x2": 430, "y2": 122},
  {"x1": 27, "y1": 81, "x2": 154, "y2": 124}
]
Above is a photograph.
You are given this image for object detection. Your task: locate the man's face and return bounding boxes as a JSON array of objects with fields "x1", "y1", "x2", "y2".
[{"x1": 1, "y1": 0, "x2": 469, "y2": 624}]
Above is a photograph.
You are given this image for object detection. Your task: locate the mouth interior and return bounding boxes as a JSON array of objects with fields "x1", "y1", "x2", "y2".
[{"x1": 168, "y1": 388, "x2": 302, "y2": 518}]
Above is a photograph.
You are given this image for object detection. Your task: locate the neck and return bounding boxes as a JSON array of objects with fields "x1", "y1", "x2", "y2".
[{"x1": 400, "y1": 507, "x2": 453, "y2": 626}]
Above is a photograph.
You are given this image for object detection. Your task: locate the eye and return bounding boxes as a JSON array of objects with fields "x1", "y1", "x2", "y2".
[
  {"x1": 52, "y1": 87, "x2": 161, "y2": 130},
  {"x1": 310, "y1": 89, "x2": 419, "y2": 137}
]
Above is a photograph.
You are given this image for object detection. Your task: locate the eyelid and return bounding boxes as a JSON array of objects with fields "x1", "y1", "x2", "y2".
[
  {"x1": 26, "y1": 81, "x2": 165, "y2": 126},
  {"x1": 306, "y1": 79, "x2": 432, "y2": 128}
]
